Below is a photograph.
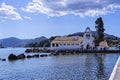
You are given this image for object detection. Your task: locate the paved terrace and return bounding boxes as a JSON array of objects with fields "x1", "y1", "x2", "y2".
[{"x1": 109, "y1": 57, "x2": 120, "y2": 80}]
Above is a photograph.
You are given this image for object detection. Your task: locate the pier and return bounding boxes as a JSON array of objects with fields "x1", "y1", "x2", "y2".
[
  {"x1": 109, "y1": 57, "x2": 120, "y2": 80},
  {"x1": 25, "y1": 48, "x2": 120, "y2": 54}
]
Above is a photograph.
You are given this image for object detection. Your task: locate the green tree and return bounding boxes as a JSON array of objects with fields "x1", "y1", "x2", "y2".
[{"x1": 95, "y1": 17, "x2": 105, "y2": 45}]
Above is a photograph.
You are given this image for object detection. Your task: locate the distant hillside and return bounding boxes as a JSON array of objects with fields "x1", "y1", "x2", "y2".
[
  {"x1": 25, "y1": 36, "x2": 56, "y2": 47},
  {"x1": 29, "y1": 36, "x2": 47, "y2": 43},
  {"x1": 0, "y1": 37, "x2": 22, "y2": 47},
  {"x1": 68, "y1": 31, "x2": 117, "y2": 39},
  {"x1": 0, "y1": 36, "x2": 47, "y2": 47}
]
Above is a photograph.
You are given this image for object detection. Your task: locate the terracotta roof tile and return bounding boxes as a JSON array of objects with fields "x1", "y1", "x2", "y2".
[
  {"x1": 51, "y1": 36, "x2": 83, "y2": 44},
  {"x1": 99, "y1": 41, "x2": 109, "y2": 47}
]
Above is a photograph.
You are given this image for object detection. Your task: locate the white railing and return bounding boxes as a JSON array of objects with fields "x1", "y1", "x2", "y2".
[{"x1": 109, "y1": 56, "x2": 120, "y2": 80}]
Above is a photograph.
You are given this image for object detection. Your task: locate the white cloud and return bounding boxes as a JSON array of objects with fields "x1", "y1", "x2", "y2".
[
  {"x1": 0, "y1": 3, "x2": 22, "y2": 20},
  {"x1": 1, "y1": 19, "x2": 5, "y2": 22},
  {"x1": 22, "y1": 0, "x2": 120, "y2": 17},
  {"x1": 23, "y1": 16, "x2": 32, "y2": 20}
]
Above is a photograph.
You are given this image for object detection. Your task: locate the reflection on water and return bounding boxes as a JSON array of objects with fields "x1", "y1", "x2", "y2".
[
  {"x1": 0, "y1": 48, "x2": 119, "y2": 80},
  {"x1": 96, "y1": 54, "x2": 106, "y2": 79}
]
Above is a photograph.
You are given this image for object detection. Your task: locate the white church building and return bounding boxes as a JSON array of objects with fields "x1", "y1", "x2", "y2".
[
  {"x1": 82, "y1": 27, "x2": 95, "y2": 50},
  {"x1": 50, "y1": 27, "x2": 95, "y2": 50}
]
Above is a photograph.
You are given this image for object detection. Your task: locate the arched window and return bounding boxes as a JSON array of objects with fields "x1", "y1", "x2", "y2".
[
  {"x1": 56, "y1": 44, "x2": 59, "y2": 47},
  {"x1": 52, "y1": 43, "x2": 55, "y2": 47}
]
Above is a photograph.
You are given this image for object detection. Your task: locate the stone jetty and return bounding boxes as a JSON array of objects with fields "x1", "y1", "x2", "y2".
[
  {"x1": 5, "y1": 48, "x2": 120, "y2": 61},
  {"x1": 27, "y1": 54, "x2": 39, "y2": 58},
  {"x1": 25, "y1": 48, "x2": 120, "y2": 54},
  {"x1": 25, "y1": 48, "x2": 51, "y2": 53}
]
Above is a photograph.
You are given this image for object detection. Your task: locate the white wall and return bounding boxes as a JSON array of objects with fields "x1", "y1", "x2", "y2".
[
  {"x1": 97, "y1": 46, "x2": 105, "y2": 50},
  {"x1": 82, "y1": 39, "x2": 94, "y2": 49},
  {"x1": 108, "y1": 47, "x2": 119, "y2": 50},
  {"x1": 51, "y1": 43, "x2": 81, "y2": 50}
]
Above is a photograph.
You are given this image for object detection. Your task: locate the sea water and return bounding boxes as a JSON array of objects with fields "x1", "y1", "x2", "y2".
[{"x1": 0, "y1": 48, "x2": 119, "y2": 80}]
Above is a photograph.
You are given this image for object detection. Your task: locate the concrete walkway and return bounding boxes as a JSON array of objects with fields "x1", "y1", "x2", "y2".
[{"x1": 109, "y1": 57, "x2": 120, "y2": 80}]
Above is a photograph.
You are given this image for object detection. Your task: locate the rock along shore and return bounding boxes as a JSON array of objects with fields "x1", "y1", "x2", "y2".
[{"x1": 8, "y1": 53, "x2": 50, "y2": 61}]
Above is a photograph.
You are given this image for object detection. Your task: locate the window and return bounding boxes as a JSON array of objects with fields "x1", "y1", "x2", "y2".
[
  {"x1": 71, "y1": 36, "x2": 78, "y2": 41},
  {"x1": 86, "y1": 33, "x2": 90, "y2": 39},
  {"x1": 68, "y1": 44, "x2": 70, "y2": 45},
  {"x1": 56, "y1": 44, "x2": 59, "y2": 47},
  {"x1": 72, "y1": 44, "x2": 74, "y2": 45},
  {"x1": 52, "y1": 44, "x2": 55, "y2": 47}
]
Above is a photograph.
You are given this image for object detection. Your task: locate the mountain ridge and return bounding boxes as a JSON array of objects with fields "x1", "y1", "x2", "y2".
[{"x1": 0, "y1": 36, "x2": 48, "y2": 47}]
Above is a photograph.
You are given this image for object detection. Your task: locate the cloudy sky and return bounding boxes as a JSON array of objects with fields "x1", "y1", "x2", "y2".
[{"x1": 0, "y1": 0, "x2": 120, "y2": 39}]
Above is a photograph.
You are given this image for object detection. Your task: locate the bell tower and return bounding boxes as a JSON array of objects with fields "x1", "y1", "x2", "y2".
[{"x1": 82, "y1": 27, "x2": 95, "y2": 50}]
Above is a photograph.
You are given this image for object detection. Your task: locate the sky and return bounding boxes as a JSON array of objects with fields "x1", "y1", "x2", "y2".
[{"x1": 0, "y1": 0, "x2": 120, "y2": 39}]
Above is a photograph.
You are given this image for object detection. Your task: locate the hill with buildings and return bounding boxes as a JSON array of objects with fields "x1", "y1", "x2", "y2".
[
  {"x1": 0, "y1": 31, "x2": 119, "y2": 47},
  {"x1": 26, "y1": 31, "x2": 120, "y2": 47}
]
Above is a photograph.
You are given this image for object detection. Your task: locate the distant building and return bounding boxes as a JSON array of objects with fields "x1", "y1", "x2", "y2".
[
  {"x1": 97, "y1": 41, "x2": 109, "y2": 50},
  {"x1": 51, "y1": 27, "x2": 95, "y2": 50}
]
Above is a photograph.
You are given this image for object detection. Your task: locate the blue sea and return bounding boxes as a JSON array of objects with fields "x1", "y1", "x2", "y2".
[{"x1": 0, "y1": 48, "x2": 119, "y2": 80}]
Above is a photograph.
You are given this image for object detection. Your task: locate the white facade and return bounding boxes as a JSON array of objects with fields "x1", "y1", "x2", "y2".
[
  {"x1": 51, "y1": 43, "x2": 81, "y2": 50},
  {"x1": 51, "y1": 36, "x2": 82, "y2": 50},
  {"x1": 97, "y1": 46, "x2": 106, "y2": 50},
  {"x1": 108, "y1": 47, "x2": 118, "y2": 50},
  {"x1": 82, "y1": 27, "x2": 95, "y2": 50}
]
